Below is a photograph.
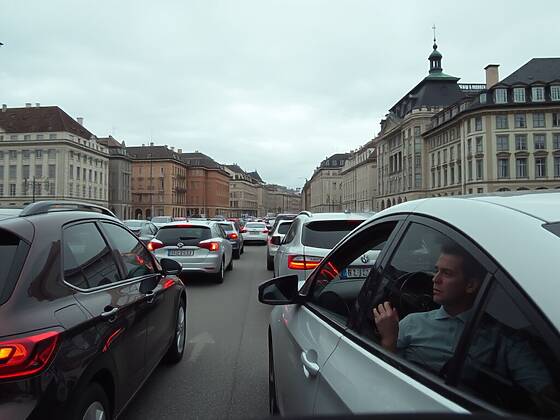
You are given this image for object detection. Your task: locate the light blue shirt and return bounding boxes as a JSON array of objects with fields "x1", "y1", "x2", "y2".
[{"x1": 397, "y1": 307, "x2": 552, "y2": 393}]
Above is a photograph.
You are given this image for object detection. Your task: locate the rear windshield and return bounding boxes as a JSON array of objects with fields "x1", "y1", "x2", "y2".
[
  {"x1": 152, "y1": 216, "x2": 171, "y2": 223},
  {"x1": 0, "y1": 231, "x2": 29, "y2": 305},
  {"x1": 219, "y1": 223, "x2": 235, "y2": 232},
  {"x1": 246, "y1": 223, "x2": 266, "y2": 229},
  {"x1": 125, "y1": 220, "x2": 144, "y2": 228},
  {"x1": 302, "y1": 220, "x2": 363, "y2": 249},
  {"x1": 156, "y1": 226, "x2": 211, "y2": 246},
  {"x1": 277, "y1": 222, "x2": 292, "y2": 234}
]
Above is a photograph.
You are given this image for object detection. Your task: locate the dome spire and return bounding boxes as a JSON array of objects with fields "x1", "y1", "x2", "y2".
[{"x1": 428, "y1": 24, "x2": 443, "y2": 74}]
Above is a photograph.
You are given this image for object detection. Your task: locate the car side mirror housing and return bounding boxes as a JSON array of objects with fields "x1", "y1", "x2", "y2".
[
  {"x1": 258, "y1": 275, "x2": 300, "y2": 305},
  {"x1": 160, "y1": 258, "x2": 182, "y2": 276}
]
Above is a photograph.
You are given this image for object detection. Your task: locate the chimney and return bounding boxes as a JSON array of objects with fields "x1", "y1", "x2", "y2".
[
  {"x1": 35, "y1": 103, "x2": 40, "y2": 107},
  {"x1": 1, "y1": 104, "x2": 6, "y2": 112},
  {"x1": 484, "y1": 64, "x2": 500, "y2": 89},
  {"x1": 25, "y1": 103, "x2": 32, "y2": 108},
  {"x1": 150, "y1": 142, "x2": 154, "y2": 146},
  {"x1": 77, "y1": 117, "x2": 84, "y2": 126},
  {"x1": 178, "y1": 148, "x2": 182, "y2": 154},
  {"x1": 170, "y1": 146, "x2": 174, "y2": 151}
]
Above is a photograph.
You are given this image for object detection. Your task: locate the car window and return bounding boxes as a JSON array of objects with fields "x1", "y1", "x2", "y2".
[
  {"x1": 101, "y1": 222, "x2": 156, "y2": 279},
  {"x1": 246, "y1": 222, "x2": 266, "y2": 229},
  {"x1": 302, "y1": 219, "x2": 364, "y2": 249},
  {"x1": 219, "y1": 222, "x2": 235, "y2": 232},
  {"x1": 366, "y1": 222, "x2": 490, "y2": 379},
  {"x1": 282, "y1": 218, "x2": 300, "y2": 244},
  {"x1": 0, "y1": 230, "x2": 29, "y2": 305},
  {"x1": 277, "y1": 222, "x2": 292, "y2": 235},
  {"x1": 308, "y1": 220, "x2": 398, "y2": 324},
  {"x1": 156, "y1": 226, "x2": 212, "y2": 246},
  {"x1": 455, "y1": 282, "x2": 560, "y2": 417},
  {"x1": 63, "y1": 222, "x2": 121, "y2": 289}
]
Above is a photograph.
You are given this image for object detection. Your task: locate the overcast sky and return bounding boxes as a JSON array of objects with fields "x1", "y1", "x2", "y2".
[{"x1": 1, "y1": 1, "x2": 559, "y2": 189}]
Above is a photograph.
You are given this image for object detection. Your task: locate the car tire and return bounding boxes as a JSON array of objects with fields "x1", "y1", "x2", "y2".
[
  {"x1": 68, "y1": 382, "x2": 112, "y2": 420},
  {"x1": 226, "y1": 256, "x2": 233, "y2": 271},
  {"x1": 268, "y1": 329, "x2": 279, "y2": 415},
  {"x1": 240, "y1": 245, "x2": 244, "y2": 255},
  {"x1": 163, "y1": 298, "x2": 186, "y2": 364},
  {"x1": 233, "y1": 249, "x2": 240, "y2": 259},
  {"x1": 267, "y1": 255, "x2": 274, "y2": 271},
  {"x1": 214, "y1": 260, "x2": 224, "y2": 283}
]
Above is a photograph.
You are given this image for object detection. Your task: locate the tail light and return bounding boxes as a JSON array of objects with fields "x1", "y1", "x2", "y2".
[
  {"x1": 0, "y1": 330, "x2": 60, "y2": 379},
  {"x1": 147, "y1": 239, "x2": 164, "y2": 252},
  {"x1": 262, "y1": 229, "x2": 269, "y2": 233},
  {"x1": 227, "y1": 233, "x2": 238, "y2": 240},
  {"x1": 270, "y1": 236, "x2": 281, "y2": 245},
  {"x1": 240, "y1": 228, "x2": 247, "y2": 233},
  {"x1": 287, "y1": 255, "x2": 323, "y2": 270},
  {"x1": 198, "y1": 241, "x2": 220, "y2": 252}
]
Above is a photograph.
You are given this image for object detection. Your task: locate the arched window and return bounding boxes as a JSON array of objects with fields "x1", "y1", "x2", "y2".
[
  {"x1": 497, "y1": 188, "x2": 510, "y2": 192},
  {"x1": 135, "y1": 208, "x2": 143, "y2": 219},
  {"x1": 517, "y1": 187, "x2": 530, "y2": 191}
]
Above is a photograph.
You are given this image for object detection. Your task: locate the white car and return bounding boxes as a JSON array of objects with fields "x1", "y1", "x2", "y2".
[
  {"x1": 260, "y1": 192, "x2": 560, "y2": 418},
  {"x1": 151, "y1": 216, "x2": 174, "y2": 228},
  {"x1": 266, "y1": 220, "x2": 293, "y2": 270},
  {"x1": 241, "y1": 222, "x2": 268, "y2": 244}
]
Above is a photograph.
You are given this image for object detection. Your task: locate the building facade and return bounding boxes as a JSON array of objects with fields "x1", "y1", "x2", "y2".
[
  {"x1": 341, "y1": 140, "x2": 377, "y2": 212},
  {"x1": 97, "y1": 136, "x2": 132, "y2": 219},
  {"x1": 181, "y1": 151, "x2": 230, "y2": 217},
  {"x1": 424, "y1": 59, "x2": 560, "y2": 196},
  {"x1": 0, "y1": 105, "x2": 109, "y2": 208},
  {"x1": 224, "y1": 165, "x2": 259, "y2": 217},
  {"x1": 264, "y1": 184, "x2": 301, "y2": 214},
  {"x1": 127, "y1": 144, "x2": 188, "y2": 219},
  {"x1": 306, "y1": 153, "x2": 349, "y2": 212}
]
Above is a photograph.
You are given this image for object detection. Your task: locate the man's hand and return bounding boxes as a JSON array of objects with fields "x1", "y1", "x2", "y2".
[{"x1": 373, "y1": 302, "x2": 399, "y2": 353}]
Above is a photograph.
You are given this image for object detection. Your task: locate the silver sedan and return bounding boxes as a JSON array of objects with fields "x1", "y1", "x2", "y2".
[{"x1": 148, "y1": 221, "x2": 233, "y2": 283}]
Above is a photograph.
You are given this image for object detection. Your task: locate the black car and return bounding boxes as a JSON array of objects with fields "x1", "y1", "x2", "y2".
[
  {"x1": 123, "y1": 219, "x2": 159, "y2": 244},
  {"x1": 0, "y1": 201, "x2": 187, "y2": 420}
]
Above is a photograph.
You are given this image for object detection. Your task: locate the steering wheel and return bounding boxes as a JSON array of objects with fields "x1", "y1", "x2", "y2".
[{"x1": 398, "y1": 271, "x2": 438, "y2": 317}]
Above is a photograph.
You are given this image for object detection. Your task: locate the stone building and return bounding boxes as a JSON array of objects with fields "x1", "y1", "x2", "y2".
[
  {"x1": 224, "y1": 164, "x2": 258, "y2": 217},
  {"x1": 306, "y1": 153, "x2": 349, "y2": 212},
  {"x1": 341, "y1": 140, "x2": 377, "y2": 212}
]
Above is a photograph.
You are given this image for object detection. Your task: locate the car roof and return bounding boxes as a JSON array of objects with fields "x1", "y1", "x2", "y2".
[
  {"x1": 300, "y1": 212, "x2": 369, "y2": 223},
  {"x1": 163, "y1": 220, "x2": 212, "y2": 227},
  {"x1": 376, "y1": 192, "x2": 560, "y2": 330}
]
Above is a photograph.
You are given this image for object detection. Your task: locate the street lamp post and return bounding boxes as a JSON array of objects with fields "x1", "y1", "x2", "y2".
[{"x1": 148, "y1": 152, "x2": 154, "y2": 220}]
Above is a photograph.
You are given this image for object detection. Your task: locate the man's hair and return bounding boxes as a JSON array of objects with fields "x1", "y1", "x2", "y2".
[{"x1": 440, "y1": 242, "x2": 485, "y2": 282}]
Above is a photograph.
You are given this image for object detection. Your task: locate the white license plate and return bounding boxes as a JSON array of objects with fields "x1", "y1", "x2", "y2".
[
  {"x1": 168, "y1": 249, "x2": 194, "y2": 256},
  {"x1": 343, "y1": 267, "x2": 370, "y2": 278},
  {"x1": 249, "y1": 232, "x2": 259, "y2": 235}
]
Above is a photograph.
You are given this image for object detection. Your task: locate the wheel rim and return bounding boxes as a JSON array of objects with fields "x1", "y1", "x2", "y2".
[
  {"x1": 82, "y1": 401, "x2": 106, "y2": 420},
  {"x1": 176, "y1": 304, "x2": 186, "y2": 352}
]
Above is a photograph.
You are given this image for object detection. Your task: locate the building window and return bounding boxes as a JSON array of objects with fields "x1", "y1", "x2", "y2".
[
  {"x1": 494, "y1": 88, "x2": 508, "y2": 104},
  {"x1": 475, "y1": 137, "x2": 483, "y2": 153},
  {"x1": 479, "y1": 93, "x2": 487, "y2": 104},
  {"x1": 69, "y1": 165, "x2": 74, "y2": 179},
  {"x1": 49, "y1": 133, "x2": 56, "y2": 140},
  {"x1": 533, "y1": 113, "x2": 545, "y2": 128},
  {"x1": 9, "y1": 165, "x2": 16, "y2": 179},
  {"x1": 515, "y1": 134, "x2": 528, "y2": 150},
  {"x1": 475, "y1": 116, "x2": 482, "y2": 131},
  {"x1": 467, "y1": 119, "x2": 472, "y2": 133},
  {"x1": 9, "y1": 184, "x2": 16, "y2": 197},
  {"x1": 36, "y1": 150, "x2": 42, "y2": 159},
  {"x1": 467, "y1": 138, "x2": 472, "y2": 154},
  {"x1": 476, "y1": 159, "x2": 483, "y2": 180},
  {"x1": 535, "y1": 157, "x2": 546, "y2": 177},
  {"x1": 48, "y1": 164, "x2": 56, "y2": 178},
  {"x1": 555, "y1": 157, "x2": 560, "y2": 177},
  {"x1": 49, "y1": 183, "x2": 55, "y2": 195},
  {"x1": 23, "y1": 134, "x2": 31, "y2": 140},
  {"x1": 22, "y1": 150, "x2": 30, "y2": 159},
  {"x1": 76, "y1": 166, "x2": 81, "y2": 180},
  {"x1": 496, "y1": 135, "x2": 509, "y2": 151},
  {"x1": 468, "y1": 160, "x2": 473, "y2": 181},
  {"x1": 532, "y1": 86, "x2": 545, "y2": 102},
  {"x1": 552, "y1": 85, "x2": 560, "y2": 101},
  {"x1": 513, "y1": 87, "x2": 526, "y2": 102},
  {"x1": 554, "y1": 133, "x2": 560, "y2": 149},
  {"x1": 22, "y1": 165, "x2": 29, "y2": 179},
  {"x1": 497, "y1": 158, "x2": 509, "y2": 178},
  {"x1": 553, "y1": 113, "x2": 560, "y2": 127},
  {"x1": 516, "y1": 158, "x2": 527, "y2": 178},
  {"x1": 534, "y1": 134, "x2": 546, "y2": 150},
  {"x1": 10, "y1": 135, "x2": 18, "y2": 141},
  {"x1": 9, "y1": 150, "x2": 17, "y2": 159},
  {"x1": 450, "y1": 166, "x2": 455, "y2": 184},
  {"x1": 0, "y1": 184, "x2": 3, "y2": 196},
  {"x1": 35, "y1": 165, "x2": 43, "y2": 178},
  {"x1": 36, "y1": 134, "x2": 44, "y2": 140},
  {"x1": 495, "y1": 114, "x2": 508, "y2": 129},
  {"x1": 514, "y1": 113, "x2": 526, "y2": 128},
  {"x1": 0, "y1": 151, "x2": 3, "y2": 159},
  {"x1": 477, "y1": 188, "x2": 484, "y2": 194}
]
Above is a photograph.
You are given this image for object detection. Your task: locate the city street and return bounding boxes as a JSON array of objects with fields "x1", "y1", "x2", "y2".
[{"x1": 122, "y1": 244, "x2": 273, "y2": 420}]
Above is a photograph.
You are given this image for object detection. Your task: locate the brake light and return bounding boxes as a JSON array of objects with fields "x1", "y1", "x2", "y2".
[
  {"x1": 287, "y1": 255, "x2": 323, "y2": 270},
  {"x1": 147, "y1": 239, "x2": 164, "y2": 252},
  {"x1": 163, "y1": 278, "x2": 175, "y2": 289},
  {"x1": 227, "y1": 233, "x2": 238, "y2": 240},
  {"x1": 0, "y1": 330, "x2": 60, "y2": 379},
  {"x1": 262, "y1": 229, "x2": 269, "y2": 233},
  {"x1": 241, "y1": 228, "x2": 247, "y2": 233},
  {"x1": 174, "y1": 224, "x2": 193, "y2": 228},
  {"x1": 198, "y1": 241, "x2": 220, "y2": 252}
]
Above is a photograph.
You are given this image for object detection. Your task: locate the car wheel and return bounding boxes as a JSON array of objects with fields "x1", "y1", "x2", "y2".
[
  {"x1": 69, "y1": 382, "x2": 112, "y2": 420},
  {"x1": 226, "y1": 256, "x2": 233, "y2": 271},
  {"x1": 267, "y1": 255, "x2": 274, "y2": 271},
  {"x1": 163, "y1": 298, "x2": 186, "y2": 364},
  {"x1": 215, "y1": 260, "x2": 224, "y2": 283},
  {"x1": 233, "y1": 249, "x2": 240, "y2": 259},
  {"x1": 268, "y1": 329, "x2": 279, "y2": 415},
  {"x1": 241, "y1": 244, "x2": 244, "y2": 254}
]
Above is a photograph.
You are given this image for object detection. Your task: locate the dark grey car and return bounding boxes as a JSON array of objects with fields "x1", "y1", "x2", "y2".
[
  {"x1": 124, "y1": 220, "x2": 159, "y2": 244},
  {"x1": 218, "y1": 221, "x2": 244, "y2": 259}
]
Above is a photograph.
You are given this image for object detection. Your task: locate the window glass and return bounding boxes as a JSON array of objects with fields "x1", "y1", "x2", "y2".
[
  {"x1": 282, "y1": 218, "x2": 300, "y2": 244},
  {"x1": 277, "y1": 222, "x2": 292, "y2": 234},
  {"x1": 63, "y1": 223, "x2": 121, "y2": 288},
  {"x1": 369, "y1": 222, "x2": 489, "y2": 377},
  {"x1": 302, "y1": 220, "x2": 364, "y2": 249},
  {"x1": 156, "y1": 226, "x2": 211, "y2": 246},
  {"x1": 456, "y1": 282, "x2": 560, "y2": 417},
  {"x1": 101, "y1": 222, "x2": 155, "y2": 279}
]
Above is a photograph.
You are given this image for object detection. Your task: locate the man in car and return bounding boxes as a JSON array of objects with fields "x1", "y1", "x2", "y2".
[{"x1": 373, "y1": 242, "x2": 554, "y2": 396}]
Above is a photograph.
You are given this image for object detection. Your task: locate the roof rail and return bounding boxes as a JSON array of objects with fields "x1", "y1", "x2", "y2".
[
  {"x1": 298, "y1": 210, "x2": 312, "y2": 217},
  {"x1": 19, "y1": 201, "x2": 117, "y2": 218}
]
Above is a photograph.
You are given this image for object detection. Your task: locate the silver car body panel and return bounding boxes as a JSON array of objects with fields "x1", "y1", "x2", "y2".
[{"x1": 242, "y1": 222, "x2": 268, "y2": 243}]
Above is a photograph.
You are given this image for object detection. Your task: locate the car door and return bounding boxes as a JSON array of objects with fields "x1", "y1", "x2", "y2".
[
  {"x1": 100, "y1": 221, "x2": 177, "y2": 371},
  {"x1": 274, "y1": 218, "x2": 300, "y2": 277},
  {"x1": 216, "y1": 224, "x2": 232, "y2": 266},
  {"x1": 62, "y1": 221, "x2": 148, "y2": 399}
]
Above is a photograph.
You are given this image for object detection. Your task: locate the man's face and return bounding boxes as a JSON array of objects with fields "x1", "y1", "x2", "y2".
[{"x1": 432, "y1": 253, "x2": 478, "y2": 306}]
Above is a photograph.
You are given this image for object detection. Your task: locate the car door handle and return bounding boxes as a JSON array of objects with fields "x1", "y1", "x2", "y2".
[
  {"x1": 100, "y1": 307, "x2": 119, "y2": 322},
  {"x1": 301, "y1": 351, "x2": 320, "y2": 377},
  {"x1": 145, "y1": 290, "x2": 155, "y2": 304}
]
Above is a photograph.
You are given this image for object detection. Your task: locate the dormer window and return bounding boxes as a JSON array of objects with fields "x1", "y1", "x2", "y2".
[
  {"x1": 479, "y1": 93, "x2": 487, "y2": 104},
  {"x1": 551, "y1": 85, "x2": 560, "y2": 101},
  {"x1": 513, "y1": 87, "x2": 526, "y2": 103},
  {"x1": 494, "y1": 89, "x2": 508, "y2": 104},
  {"x1": 532, "y1": 86, "x2": 545, "y2": 102}
]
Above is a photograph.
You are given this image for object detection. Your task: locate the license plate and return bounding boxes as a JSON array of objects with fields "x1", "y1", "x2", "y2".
[
  {"x1": 249, "y1": 232, "x2": 259, "y2": 235},
  {"x1": 168, "y1": 249, "x2": 194, "y2": 257},
  {"x1": 342, "y1": 267, "x2": 370, "y2": 278}
]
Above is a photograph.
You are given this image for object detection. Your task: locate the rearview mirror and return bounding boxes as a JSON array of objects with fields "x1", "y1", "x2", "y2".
[
  {"x1": 258, "y1": 275, "x2": 299, "y2": 305},
  {"x1": 270, "y1": 236, "x2": 281, "y2": 245},
  {"x1": 160, "y1": 258, "x2": 182, "y2": 276}
]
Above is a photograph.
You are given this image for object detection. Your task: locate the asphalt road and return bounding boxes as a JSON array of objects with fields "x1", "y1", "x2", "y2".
[{"x1": 121, "y1": 244, "x2": 273, "y2": 420}]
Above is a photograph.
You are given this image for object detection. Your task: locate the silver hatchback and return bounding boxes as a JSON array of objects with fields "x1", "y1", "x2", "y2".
[{"x1": 148, "y1": 221, "x2": 233, "y2": 283}]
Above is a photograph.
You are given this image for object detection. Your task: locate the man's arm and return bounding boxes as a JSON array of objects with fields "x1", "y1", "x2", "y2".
[{"x1": 373, "y1": 302, "x2": 400, "y2": 353}]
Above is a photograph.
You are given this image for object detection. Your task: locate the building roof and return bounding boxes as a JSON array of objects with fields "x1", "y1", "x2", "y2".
[
  {"x1": 126, "y1": 145, "x2": 181, "y2": 160},
  {"x1": 0, "y1": 105, "x2": 94, "y2": 138},
  {"x1": 180, "y1": 152, "x2": 222, "y2": 169},
  {"x1": 247, "y1": 171, "x2": 263, "y2": 183},
  {"x1": 224, "y1": 164, "x2": 246, "y2": 175},
  {"x1": 319, "y1": 153, "x2": 350, "y2": 168},
  {"x1": 499, "y1": 58, "x2": 560, "y2": 85},
  {"x1": 97, "y1": 135, "x2": 124, "y2": 148}
]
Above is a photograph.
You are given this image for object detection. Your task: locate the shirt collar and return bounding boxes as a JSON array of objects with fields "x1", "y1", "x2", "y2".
[{"x1": 434, "y1": 306, "x2": 474, "y2": 322}]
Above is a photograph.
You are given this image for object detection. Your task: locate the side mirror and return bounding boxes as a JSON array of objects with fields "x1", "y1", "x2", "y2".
[
  {"x1": 270, "y1": 236, "x2": 281, "y2": 245},
  {"x1": 258, "y1": 275, "x2": 300, "y2": 305},
  {"x1": 160, "y1": 258, "x2": 182, "y2": 276}
]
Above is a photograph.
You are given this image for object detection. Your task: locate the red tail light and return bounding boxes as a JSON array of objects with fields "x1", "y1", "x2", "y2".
[
  {"x1": 240, "y1": 228, "x2": 247, "y2": 233},
  {"x1": 287, "y1": 255, "x2": 323, "y2": 270},
  {"x1": 0, "y1": 330, "x2": 60, "y2": 379},
  {"x1": 262, "y1": 229, "x2": 269, "y2": 233},
  {"x1": 147, "y1": 239, "x2": 164, "y2": 252},
  {"x1": 227, "y1": 233, "x2": 238, "y2": 240},
  {"x1": 198, "y1": 241, "x2": 220, "y2": 252}
]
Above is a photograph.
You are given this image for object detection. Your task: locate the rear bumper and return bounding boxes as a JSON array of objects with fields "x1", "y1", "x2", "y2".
[
  {"x1": 242, "y1": 234, "x2": 267, "y2": 242},
  {"x1": 268, "y1": 245, "x2": 279, "y2": 256},
  {"x1": 155, "y1": 254, "x2": 221, "y2": 273}
]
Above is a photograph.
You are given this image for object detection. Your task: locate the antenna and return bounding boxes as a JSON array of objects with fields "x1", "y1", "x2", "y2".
[{"x1": 432, "y1": 24, "x2": 437, "y2": 43}]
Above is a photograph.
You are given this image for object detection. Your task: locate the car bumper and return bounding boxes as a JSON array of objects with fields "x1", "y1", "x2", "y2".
[
  {"x1": 155, "y1": 254, "x2": 222, "y2": 273},
  {"x1": 242, "y1": 233, "x2": 267, "y2": 242}
]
